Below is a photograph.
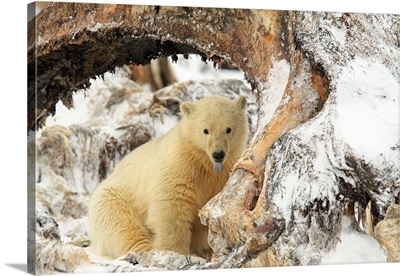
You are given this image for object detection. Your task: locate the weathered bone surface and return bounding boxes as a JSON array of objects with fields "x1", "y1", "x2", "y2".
[
  {"x1": 374, "y1": 204, "x2": 400, "y2": 262},
  {"x1": 200, "y1": 12, "x2": 399, "y2": 267},
  {"x1": 28, "y1": 3, "x2": 286, "y2": 131}
]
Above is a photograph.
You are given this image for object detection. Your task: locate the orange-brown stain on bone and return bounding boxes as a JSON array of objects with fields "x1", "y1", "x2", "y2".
[
  {"x1": 311, "y1": 70, "x2": 328, "y2": 103},
  {"x1": 264, "y1": 31, "x2": 275, "y2": 44}
]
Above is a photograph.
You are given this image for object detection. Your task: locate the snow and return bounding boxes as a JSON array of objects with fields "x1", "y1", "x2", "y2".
[
  {"x1": 335, "y1": 58, "x2": 400, "y2": 162},
  {"x1": 152, "y1": 113, "x2": 180, "y2": 137},
  {"x1": 87, "y1": 22, "x2": 103, "y2": 32},
  {"x1": 326, "y1": 13, "x2": 347, "y2": 46},
  {"x1": 44, "y1": 92, "x2": 92, "y2": 128},
  {"x1": 257, "y1": 59, "x2": 290, "y2": 128},
  {"x1": 329, "y1": 25, "x2": 346, "y2": 46},
  {"x1": 273, "y1": 172, "x2": 298, "y2": 220},
  {"x1": 321, "y1": 217, "x2": 387, "y2": 264}
]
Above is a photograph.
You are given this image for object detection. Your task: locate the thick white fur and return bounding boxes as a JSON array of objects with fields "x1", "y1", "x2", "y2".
[{"x1": 88, "y1": 95, "x2": 248, "y2": 259}]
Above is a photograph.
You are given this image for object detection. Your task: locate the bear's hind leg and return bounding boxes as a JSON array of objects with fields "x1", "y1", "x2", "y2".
[
  {"x1": 118, "y1": 215, "x2": 153, "y2": 254},
  {"x1": 90, "y1": 187, "x2": 153, "y2": 258}
]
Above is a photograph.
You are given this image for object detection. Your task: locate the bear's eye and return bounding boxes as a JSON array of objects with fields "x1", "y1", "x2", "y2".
[
  {"x1": 203, "y1": 129, "x2": 209, "y2": 135},
  {"x1": 226, "y1": 127, "x2": 232, "y2": 134}
]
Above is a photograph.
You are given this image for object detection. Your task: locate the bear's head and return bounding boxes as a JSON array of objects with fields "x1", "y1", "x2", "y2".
[{"x1": 180, "y1": 95, "x2": 248, "y2": 174}]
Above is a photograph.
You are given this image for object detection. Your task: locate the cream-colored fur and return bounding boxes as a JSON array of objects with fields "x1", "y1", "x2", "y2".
[{"x1": 88, "y1": 95, "x2": 248, "y2": 259}]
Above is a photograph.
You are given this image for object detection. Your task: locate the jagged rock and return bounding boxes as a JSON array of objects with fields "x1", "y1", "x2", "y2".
[{"x1": 374, "y1": 204, "x2": 400, "y2": 262}]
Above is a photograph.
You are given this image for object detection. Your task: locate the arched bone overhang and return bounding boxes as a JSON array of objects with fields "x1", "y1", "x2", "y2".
[{"x1": 28, "y1": 3, "x2": 291, "y2": 134}]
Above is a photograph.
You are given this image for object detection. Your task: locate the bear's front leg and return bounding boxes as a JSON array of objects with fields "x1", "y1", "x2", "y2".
[{"x1": 146, "y1": 196, "x2": 196, "y2": 256}]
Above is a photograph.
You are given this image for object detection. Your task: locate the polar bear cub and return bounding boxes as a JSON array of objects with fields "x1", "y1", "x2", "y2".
[{"x1": 88, "y1": 95, "x2": 248, "y2": 259}]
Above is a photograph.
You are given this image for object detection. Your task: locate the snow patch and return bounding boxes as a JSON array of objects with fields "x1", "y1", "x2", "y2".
[
  {"x1": 330, "y1": 25, "x2": 346, "y2": 45},
  {"x1": 152, "y1": 115, "x2": 180, "y2": 138},
  {"x1": 44, "y1": 92, "x2": 92, "y2": 128},
  {"x1": 335, "y1": 58, "x2": 400, "y2": 162},
  {"x1": 321, "y1": 217, "x2": 387, "y2": 264},
  {"x1": 273, "y1": 171, "x2": 298, "y2": 219},
  {"x1": 87, "y1": 22, "x2": 103, "y2": 32},
  {"x1": 257, "y1": 59, "x2": 291, "y2": 129}
]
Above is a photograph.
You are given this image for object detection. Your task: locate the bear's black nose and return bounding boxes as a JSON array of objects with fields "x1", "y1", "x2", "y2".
[{"x1": 212, "y1": 151, "x2": 225, "y2": 162}]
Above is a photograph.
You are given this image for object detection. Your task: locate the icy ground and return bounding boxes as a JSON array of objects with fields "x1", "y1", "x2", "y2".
[{"x1": 38, "y1": 54, "x2": 389, "y2": 273}]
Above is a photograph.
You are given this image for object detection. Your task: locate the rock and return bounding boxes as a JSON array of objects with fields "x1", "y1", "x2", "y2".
[{"x1": 374, "y1": 204, "x2": 400, "y2": 262}]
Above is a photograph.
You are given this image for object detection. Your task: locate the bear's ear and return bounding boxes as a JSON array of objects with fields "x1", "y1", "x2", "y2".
[
  {"x1": 180, "y1": 102, "x2": 196, "y2": 117},
  {"x1": 235, "y1": 96, "x2": 247, "y2": 110}
]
